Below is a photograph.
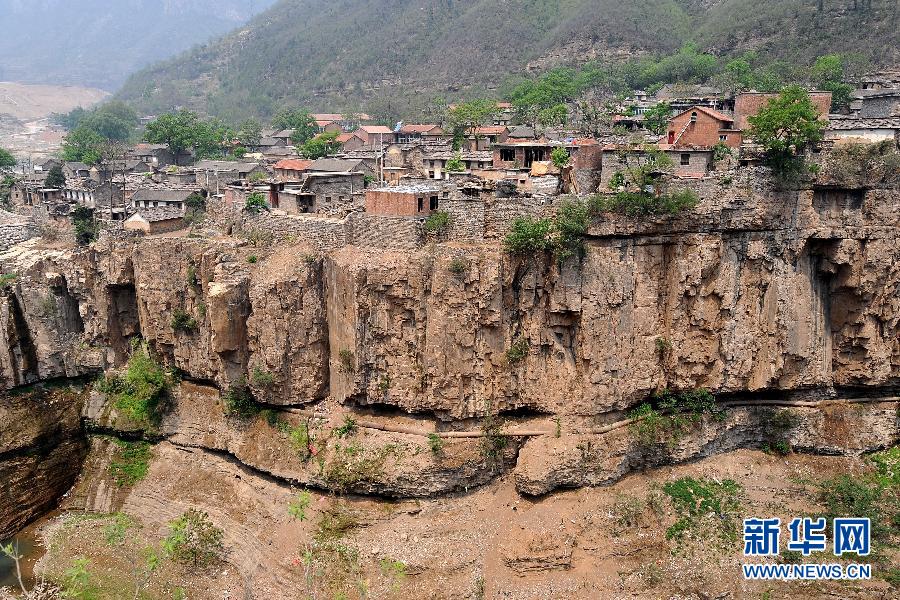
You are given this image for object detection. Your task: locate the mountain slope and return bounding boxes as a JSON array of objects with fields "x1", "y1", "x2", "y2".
[
  {"x1": 115, "y1": 0, "x2": 900, "y2": 120},
  {"x1": 0, "y1": 0, "x2": 278, "y2": 90}
]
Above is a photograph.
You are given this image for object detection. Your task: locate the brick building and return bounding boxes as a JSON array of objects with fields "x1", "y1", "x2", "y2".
[
  {"x1": 665, "y1": 106, "x2": 741, "y2": 148},
  {"x1": 365, "y1": 184, "x2": 445, "y2": 217}
]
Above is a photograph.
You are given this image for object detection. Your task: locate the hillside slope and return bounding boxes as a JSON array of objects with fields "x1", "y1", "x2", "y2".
[
  {"x1": 0, "y1": 0, "x2": 278, "y2": 90},
  {"x1": 114, "y1": 0, "x2": 900, "y2": 120}
]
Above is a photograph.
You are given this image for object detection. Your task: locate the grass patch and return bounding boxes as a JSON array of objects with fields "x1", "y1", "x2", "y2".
[
  {"x1": 251, "y1": 365, "x2": 275, "y2": 388},
  {"x1": 427, "y1": 433, "x2": 445, "y2": 455},
  {"x1": 449, "y1": 257, "x2": 468, "y2": 275},
  {"x1": 162, "y1": 510, "x2": 224, "y2": 568},
  {"x1": 108, "y1": 439, "x2": 152, "y2": 487},
  {"x1": 662, "y1": 477, "x2": 742, "y2": 547},
  {"x1": 338, "y1": 349, "x2": 355, "y2": 374},
  {"x1": 0, "y1": 273, "x2": 17, "y2": 287}
]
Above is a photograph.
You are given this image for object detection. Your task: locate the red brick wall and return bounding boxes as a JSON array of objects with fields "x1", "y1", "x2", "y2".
[
  {"x1": 667, "y1": 111, "x2": 739, "y2": 148},
  {"x1": 365, "y1": 190, "x2": 432, "y2": 216}
]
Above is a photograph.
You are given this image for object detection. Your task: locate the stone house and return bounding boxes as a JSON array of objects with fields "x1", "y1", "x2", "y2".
[
  {"x1": 129, "y1": 143, "x2": 180, "y2": 168},
  {"x1": 346, "y1": 126, "x2": 396, "y2": 149},
  {"x1": 124, "y1": 207, "x2": 186, "y2": 234},
  {"x1": 32, "y1": 158, "x2": 62, "y2": 173},
  {"x1": 365, "y1": 184, "x2": 445, "y2": 217},
  {"x1": 852, "y1": 89, "x2": 900, "y2": 119},
  {"x1": 423, "y1": 150, "x2": 493, "y2": 180},
  {"x1": 600, "y1": 145, "x2": 714, "y2": 186},
  {"x1": 307, "y1": 158, "x2": 373, "y2": 178},
  {"x1": 654, "y1": 84, "x2": 727, "y2": 112},
  {"x1": 194, "y1": 160, "x2": 268, "y2": 192},
  {"x1": 665, "y1": 106, "x2": 741, "y2": 148},
  {"x1": 274, "y1": 159, "x2": 313, "y2": 182},
  {"x1": 272, "y1": 172, "x2": 365, "y2": 216},
  {"x1": 130, "y1": 189, "x2": 196, "y2": 212},
  {"x1": 465, "y1": 126, "x2": 509, "y2": 151},
  {"x1": 825, "y1": 116, "x2": 900, "y2": 143},
  {"x1": 396, "y1": 124, "x2": 447, "y2": 144},
  {"x1": 312, "y1": 113, "x2": 373, "y2": 133},
  {"x1": 64, "y1": 162, "x2": 91, "y2": 179}
]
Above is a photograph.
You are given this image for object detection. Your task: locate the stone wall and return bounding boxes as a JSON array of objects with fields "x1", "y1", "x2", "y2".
[
  {"x1": 0, "y1": 208, "x2": 39, "y2": 250},
  {"x1": 207, "y1": 196, "x2": 348, "y2": 251},
  {"x1": 346, "y1": 212, "x2": 423, "y2": 251}
]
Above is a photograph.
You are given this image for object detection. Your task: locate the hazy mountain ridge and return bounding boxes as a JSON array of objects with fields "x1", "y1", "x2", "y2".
[
  {"x1": 0, "y1": 0, "x2": 278, "y2": 90},
  {"x1": 114, "y1": 0, "x2": 900, "y2": 121}
]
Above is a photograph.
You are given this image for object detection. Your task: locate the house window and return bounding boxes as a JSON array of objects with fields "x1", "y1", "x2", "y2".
[
  {"x1": 719, "y1": 135, "x2": 728, "y2": 142},
  {"x1": 417, "y1": 197, "x2": 424, "y2": 212},
  {"x1": 430, "y1": 196, "x2": 439, "y2": 211},
  {"x1": 500, "y1": 149, "x2": 516, "y2": 162},
  {"x1": 680, "y1": 154, "x2": 691, "y2": 166},
  {"x1": 325, "y1": 196, "x2": 332, "y2": 203}
]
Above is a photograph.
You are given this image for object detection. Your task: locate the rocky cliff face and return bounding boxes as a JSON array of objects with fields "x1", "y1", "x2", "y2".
[
  {"x1": 0, "y1": 385, "x2": 86, "y2": 538},
  {"x1": 0, "y1": 167, "x2": 898, "y2": 541}
]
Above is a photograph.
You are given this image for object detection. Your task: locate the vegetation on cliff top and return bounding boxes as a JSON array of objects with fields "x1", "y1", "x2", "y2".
[{"x1": 115, "y1": 0, "x2": 898, "y2": 121}]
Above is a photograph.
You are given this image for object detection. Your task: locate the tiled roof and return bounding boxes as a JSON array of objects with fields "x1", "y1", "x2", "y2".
[
  {"x1": 131, "y1": 189, "x2": 196, "y2": 202},
  {"x1": 274, "y1": 159, "x2": 312, "y2": 171},
  {"x1": 673, "y1": 106, "x2": 734, "y2": 123},
  {"x1": 399, "y1": 124, "x2": 442, "y2": 133},
  {"x1": 472, "y1": 126, "x2": 509, "y2": 135},
  {"x1": 357, "y1": 125, "x2": 394, "y2": 135},
  {"x1": 194, "y1": 160, "x2": 261, "y2": 172},
  {"x1": 827, "y1": 116, "x2": 900, "y2": 130}
]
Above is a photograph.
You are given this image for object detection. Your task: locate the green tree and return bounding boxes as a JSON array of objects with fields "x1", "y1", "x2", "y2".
[
  {"x1": 643, "y1": 102, "x2": 672, "y2": 135},
  {"x1": 445, "y1": 153, "x2": 465, "y2": 172},
  {"x1": 538, "y1": 104, "x2": 568, "y2": 129},
  {"x1": 61, "y1": 126, "x2": 105, "y2": 164},
  {"x1": 272, "y1": 108, "x2": 319, "y2": 146},
  {"x1": 44, "y1": 165, "x2": 66, "y2": 188},
  {"x1": 748, "y1": 85, "x2": 826, "y2": 175},
  {"x1": 448, "y1": 99, "x2": 498, "y2": 148},
  {"x1": 237, "y1": 118, "x2": 263, "y2": 147},
  {"x1": 0, "y1": 148, "x2": 15, "y2": 169},
  {"x1": 299, "y1": 131, "x2": 341, "y2": 159},
  {"x1": 145, "y1": 111, "x2": 198, "y2": 156},
  {"x1": 811, "y1": 54, "x2": 854, "y2": 111}
]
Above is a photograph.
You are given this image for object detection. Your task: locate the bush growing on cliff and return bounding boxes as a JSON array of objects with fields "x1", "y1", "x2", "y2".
[
  {"x1": 503, "y1": 198, "x2": 590, "y2": 261},
  {"x1": 99, "y1": 344, "x2": 172, "y2": 429},
  {"x1": 163, "y1": 510, "x2": 224, "y2": 568},
  {"x1": 505, "y1": 338, "x2": 530, "y2": 364},
  {"x1": 423, "y1": 210, "x2": 452, "y2": 235},
  {"x1": 223, "y1": 378, "x2": 260, "y2": 419},
  {"x1": 171, "y1": 309, "x2": 198, "y2": 334},
  {"x1": 72, "y1": 206, "x2": 98, "y2": 245},
  {"x1": 503, "y1": 217, "x2": 553, "y2": 254},
  {"x1": 589, "y1": 188, "x2": 699, "y2": 217},
  {"x1": 628, "y1": 388, "x2": 723, "y2": 446}
]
